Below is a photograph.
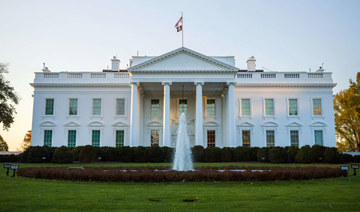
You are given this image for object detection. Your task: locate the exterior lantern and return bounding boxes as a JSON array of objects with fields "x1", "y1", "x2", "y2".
[
  {"x1": 3, "y1": 163, "x2": 11, "y2": 176},
  {"x1": 351, "y1": 164, "x2": 359, "y2": 176},
  {"x1": 10, "y1": 165, "x2": 19, "y2": 178},
  {"x1": 340, "y1": 165, "x2": 349, "y2": 177}
]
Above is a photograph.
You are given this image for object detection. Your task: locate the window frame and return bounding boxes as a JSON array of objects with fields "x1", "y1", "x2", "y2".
[
  {"x1": 290, "y1": 130, "x2": 299, "y2": 147},
  {"x1": 68, "y1": 98, "x2": 78, "y2": 116},
  {"x1": 67, "y1": 130, "x2": 77, "y2": 147},
  {"x1": 178, "y1": 98, "x2": 188, "y2": 116},
  {"x1": 45, "y1": 98, "x2": 54, "y2": 115},
  {"x1": 266, "y1": 130, "x2": 275, "y2": 147},
  {"x1": 314, "y1": 130, "x2": 323, "y2": 146},
  {"x1": 264, "y1": 98, "x2": 275, "y2": 117},
  {"x1": 43, "y1": 130, "x2": 53, "y2": 147},
  {"x1": 150, "y1": 129, "x2": 160, "y2": 147},
  {"x1": 288, "y1": 98, "x2": 298, "y2": 116},
  {"x1": 206, "y1": 98, "x2": 216, "y2": 117},
  {"x1": 312, "y1": 98, "x2": 322, "y2": 116},
  {"x1": 115, "y1": 98, "x2": 126, "y2": 116},
  {"x1": 242, "y1": 130, "x2": 251, "y2": 147},
  {"x1": 150, "y1": 99, "x2": 161, "y2": 117},
  {"x1": 240, "y1": 98, "x2": 251, "y2": 117},
  {"x1": 115, "y1": 130, "x2": 125, "y2": 147},
  {"x1": 92, "y1": 98, "x2": 102, "y2": 116},
  {"x1": 207, "y1": 130, "x2": 216, "y2": 147},
  {"x1": 91, "y1": 130, "x2": 101, "y2": 147}
]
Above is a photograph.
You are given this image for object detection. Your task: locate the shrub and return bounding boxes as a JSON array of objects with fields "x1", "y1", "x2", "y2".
[
  {"x1": 118, "y1": 146, "x2": 134, "y2": 162},
  {"x1": 17, "y1": 166, "x2": 344, "y2": 183},
  {"x1": 24, "y1": 146, "x2": 52, "y2": 163},
  {"x1": 148, "y1": 146, "x2": 165, "y2": 162},
  {"x1": 52, "y1": 146, "x2": 73, "y2": 163},
  {"x1": 162, "y1": 147, "x2": 174, "y2": 163},
  {"x1": 312, "y1": 145, "x2": 326, "y2": 162},
  {"x1": 134, "y1": 146, "x2": 149, "y2": 163},
  {"x1": 220, "y1": 147, "x2": 234, "y2": 162},
  {"x1": 79, "y1": 145, "x2": 99, "y2": 163},
  {"x1": 287, "y1": 146, "x2": 299, "y2": 163},
  {"x1": 234, "y1": 147, "x2": 252, "y2": 161},
  {"x1": 269, "y1": 147, "x2": 288, "y2": 163},
  {"x1": 72, "y1": 146, "x2": 82, "y2": 161},
  {"x1": 192, "y1": 146, "x2": 204, "y2": 162},
  {"x1": 323, "y1": 147, "x2": 340, "y2": 164},
  {"x1": 353, "y1": 155, "x2": 360, "y2": 163},
  {"x1": 0, "y1": 154, "x2": 19, "y2": 162},
  {"x1": 257, "y1": 147, "x2": 270, "y2": 162},
  {"x1": 99, "y1": 147, "x2": 118, "y2": 161},
  {"x1": 339, "y1": 153, "x2": 353, "y2": 163},
  {"x1": 202, "y1": 147, "x2": 222, "y2": 162},
  {"x1": 249, "y1": 147, "x2": 260, "y2": 161},
  {"x1": 295, "y1": 145, "x2": 315, "y2": 163}
]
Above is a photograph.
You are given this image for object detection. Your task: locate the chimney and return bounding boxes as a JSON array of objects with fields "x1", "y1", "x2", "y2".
[
  {"x1": 111, "y1": 56, "x2": 120, "y2": 71},
  {"x1": 42, "y1": 63, "x2": 50, "y2": 72},
  {"x1": 246, "y1": 56, "x2": 256, "y2": 71}
]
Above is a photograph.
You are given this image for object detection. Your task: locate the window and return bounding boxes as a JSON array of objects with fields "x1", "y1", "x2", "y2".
[
  {"x1": 266, "y1": 130, "x2": 275, "y2": 147},
  {"x1": 313, "y1": 99, "x2": 322, "y2": 115},
  {"x1": 241, "y1": 99, "x2": 251, "y2": 116},
  {"x1": 265, "y1": 99, "x2": 274, "y2": 116},
  {"x1": 151, "y1": 130, "x2": 159, "y2": 147},
  {"x1": 289, "y1": 99, "x2": 298, "y2": 115},
  {"x1": 116, "y1": 130, "x2": 124, "y2": 147},
  {"x1": 92, "y1": 130, "x2": 100, "y2": 147},
  {"x1": 92, "y1": 99, "x2": 101, "y2": 115},
  {"x1": 68, "y1": 130, "x2": 76, "y2": 147},
  {"x1": 207, "y1": 130, "x2": 216, "y2": 147},
  {"x1": 207, "y1": 99, "x2": 216, "y2": 116},
  {"x1": 290, "y1": 130, "x2": 299, "y2": 147},
  {"x1": 242, "y1": 130, "x2": 251, "y2": 147},
  {"x1": 44, "y1": 130, "x2": 52, "y2": 147},
  {"x1": 314, "y1": 130, "x2": 323, "y2": 145},
  {"x1": 179, "y1": 99, "x2": 187, "y2": 115},
  {"x1": 45, "y1": 99, "x2": 54, "y2": 115},
  {"x1": 69, "y1": 99, "x2": 78, "y2": 115},
  {"x1": 151, "y1": 99, "x2": 160, "y2": 116},
  {"x1": 116, "y1": 99, "x2": 125, "y2": 115}
]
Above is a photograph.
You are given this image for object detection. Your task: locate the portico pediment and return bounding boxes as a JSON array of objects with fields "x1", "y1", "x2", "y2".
[
  {"x1": 88, "y1": 121, "x2": 104, "y2": 127},
  {"x1": 128, "y1": 47, "x2": 238, "y2": 73},
  {"x1": 238, "y1": 121, "x2": 254, "y2": 127},
  {"x1": 64, "y1": 121, "x2": 80, "y2": 127},
  {"x1": 40, "y1": 121, "x2": 56, "y2": 127},
  {"x1": 112, "y1": 121, "x2": 129, "y2": 127}
]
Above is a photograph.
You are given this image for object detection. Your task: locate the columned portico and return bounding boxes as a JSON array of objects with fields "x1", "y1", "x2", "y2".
[
  {"x1": 226, "y1": 81, "x2": 236, "y2": 147},
  {"x1": 162, "y1": 81, "x2": 172, "y2": 147},
  {"x1": 194, "y1": 81, "x2": 204, "y2": 146},
  {"x1": 130, "y1": 81, "x2": 139, "y2": 147}
]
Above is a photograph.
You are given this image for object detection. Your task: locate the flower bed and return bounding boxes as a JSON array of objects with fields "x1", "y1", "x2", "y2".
[{"x1": 17, "y1": 166, "x2": 343, "y2": 182}]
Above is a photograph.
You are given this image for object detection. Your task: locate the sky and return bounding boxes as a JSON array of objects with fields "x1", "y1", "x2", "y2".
[{"x1": 0, "y1": 0, "x2": 360, "y2": 151}]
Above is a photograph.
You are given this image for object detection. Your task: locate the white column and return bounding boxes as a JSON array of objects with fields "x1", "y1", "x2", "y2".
[
  {"x1": 226, "y1": 81, "x2": 236, "y2": 147},
  {"x1": 194, "y1": 81, "x2": 204, "y2": 146},
  {"x1": 129, "y1": 81, "x2": 139, "y2": 147},
  {"x1": 162, "y1": 81, "x2": 172, "y2": 147}
]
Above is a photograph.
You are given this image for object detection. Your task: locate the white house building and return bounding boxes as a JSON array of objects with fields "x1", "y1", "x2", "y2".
[{"x1": 30, "y1": 47, "x2": 336, "y2": 148}]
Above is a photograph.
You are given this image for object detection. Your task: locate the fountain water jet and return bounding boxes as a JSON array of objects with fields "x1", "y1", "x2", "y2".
[{"x1": 172, "y1": 113, "x2": 193, "y2": 171}]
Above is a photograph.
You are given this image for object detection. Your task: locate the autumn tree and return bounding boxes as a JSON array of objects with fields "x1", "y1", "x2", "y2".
[
  {"x1": 19, "y1": 130, "x2": 31, "y2": 151},
  {"x1": 0, "y1": 135, "x2": 9, "y2": 151},
  {"x1": 0, "y1": 63, "x2": 19, "y2": 130},
  {"x1": 334, "y1": 72, "x2": 360, "y2": 152}
]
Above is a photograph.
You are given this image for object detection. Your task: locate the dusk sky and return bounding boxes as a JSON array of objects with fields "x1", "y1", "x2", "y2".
[{"x1": 1, "y1": 0, "x2": 359, "y2": 150}]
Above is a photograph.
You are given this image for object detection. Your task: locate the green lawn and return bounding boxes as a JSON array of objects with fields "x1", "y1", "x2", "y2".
[{"x1": 1, "y1": 162, "x2": 359, "y2": 211}]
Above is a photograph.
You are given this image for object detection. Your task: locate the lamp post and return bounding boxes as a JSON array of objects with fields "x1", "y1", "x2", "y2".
[
  {"x1": 3, "y1": 163, "x2": 11, "y2": 176},
  {"x1": 340, "y1": 165, "x2": 349, "y2": 177},
  {"x1": 10, "y1": 165, "x2": 19, "y2": 178},
  {"x1": 351, "y1": 164, "x2": 359, "y2": 176}
]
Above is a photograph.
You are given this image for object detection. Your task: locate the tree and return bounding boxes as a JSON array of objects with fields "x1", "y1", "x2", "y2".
[
  {"x1": 334, "y1": 72, "x2": 360, "y2": 152},
  {"x1": 0, "y1": 63, "x2": 19, "y2": 130},
  {"x1": 0, "y1": 134, "x2": 9, "y2": 151},
  {"x1": 18, "y1": 130, "x2": 31, "y2": 151}
]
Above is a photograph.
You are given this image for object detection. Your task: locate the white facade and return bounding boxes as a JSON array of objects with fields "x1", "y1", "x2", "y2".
[{"x1": 30, "y1": 47, "x2": 336, "y2": 148}]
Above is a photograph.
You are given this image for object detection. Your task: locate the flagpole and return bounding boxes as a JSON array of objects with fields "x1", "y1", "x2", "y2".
[{"x1": 181, "y1": 12, "x2": 184, "y2": 47}]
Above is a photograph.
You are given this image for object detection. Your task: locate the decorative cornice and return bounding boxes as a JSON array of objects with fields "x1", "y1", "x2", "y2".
[
  {"x1": 236, "y1": 83, "x2": 337, "y2": 88},
  {"x1": 128, "y1": 47, "x2": 239, "y2": 73},
  {"x1": 130, "y1": 81, "x2": 139, "y2": 86},
  {"x1": 194, "y1": 81, "x2": 205, "y2": 86},
  {"x1": 227, "y1": 81, "x2": 236, "y2": 86},
  {"x1": 161, "y1": 81, "x2": 172, "y2": 86},
  {"x1": 31, "y1": 83, "x2": 130, "y2": 88}
]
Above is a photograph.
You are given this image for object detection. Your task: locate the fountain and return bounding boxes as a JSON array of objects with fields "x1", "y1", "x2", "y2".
[{"x1": 172, "y1": 113, "x2": 194, "y2": 171}]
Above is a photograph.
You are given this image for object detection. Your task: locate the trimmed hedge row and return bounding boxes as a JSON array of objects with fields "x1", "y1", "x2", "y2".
[
  {"x1": 3, "y1": 145, "x2": 360, "y2": 164},
  {"x1": 17, "y1": 166, "x2": 344, "y2": 182}
]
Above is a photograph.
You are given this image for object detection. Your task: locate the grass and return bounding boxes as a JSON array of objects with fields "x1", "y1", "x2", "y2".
[{"x1": 1, "y1": 162, "x2": 359, "y2": 211}]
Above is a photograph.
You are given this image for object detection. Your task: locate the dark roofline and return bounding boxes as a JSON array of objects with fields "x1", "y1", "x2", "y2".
[
  {"x1": 238, "y1": 69, "x2": 264, "y2": 72},
  {"x1": 102, "y1": 69, "x2": 128, "y2": 72}
]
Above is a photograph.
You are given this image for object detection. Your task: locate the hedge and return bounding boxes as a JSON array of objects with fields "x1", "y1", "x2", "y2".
[
  {"x1": 13, "y1": 145, "x2": 359, "y2": 164},
  {"x1": 17, "y1": 166, "x2": 344, "y2": 182}
]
